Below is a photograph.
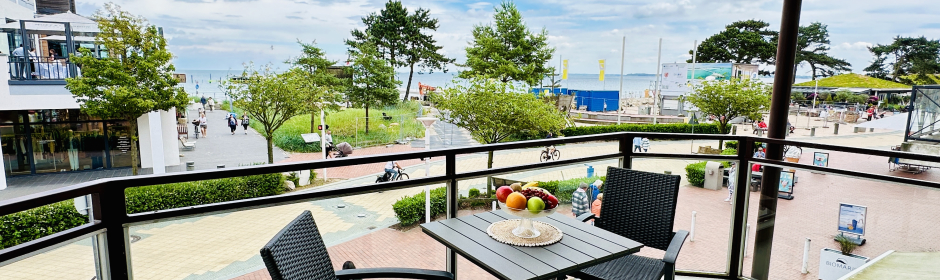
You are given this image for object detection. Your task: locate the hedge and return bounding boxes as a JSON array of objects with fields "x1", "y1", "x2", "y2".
[
  {"x1": 393, "y1": 187, "x2": 447, "y2": 226},
  {"x1": 685, "y1": 148, "x2": 737, "y2": 187},
  {"x1": 1, "y1": 173, "x2": 284, "y2": 249},
  {"x1": 561, "y1": 123, "x2": 729, "y2": 137},
  {"x1": 393, "y1": 176, "x2": 606, "y2": 226}
]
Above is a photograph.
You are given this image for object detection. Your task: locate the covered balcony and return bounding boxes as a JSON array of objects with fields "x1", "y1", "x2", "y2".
[{"x1": 2, "y1": 12, "x2": 99, "y2": 85}]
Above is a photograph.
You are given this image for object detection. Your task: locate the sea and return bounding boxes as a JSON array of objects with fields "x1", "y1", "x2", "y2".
[{"x1": 177, "y1": 70, "x2": 808, "y2": 100}]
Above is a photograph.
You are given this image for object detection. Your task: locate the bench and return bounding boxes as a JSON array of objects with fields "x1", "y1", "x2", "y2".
[
  {"x1": 177, "y1": 124, "x2": 189, "y2": 139},
  {"x1": 179, "y1": 137, "x2": 195, "y2": 151}
]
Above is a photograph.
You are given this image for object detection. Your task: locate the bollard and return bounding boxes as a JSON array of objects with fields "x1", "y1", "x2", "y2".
[
  {"x1": 870, "y1": 128, "x2": 874, "y2": 132},
  {"x1": 186, "y1": 161, "x2": 195, "y2": 171},
  {"x1": 757, "y1": 129, "x2": 763, "y2": 137},
  {"x1": 834, "y1": 123, "x2": 840, "y2": 135},
  {"x1": 492, "y1": 201, "x2": 497, "y2": 211},
  {"x1": 810, "y1": 127, "x2": 816, "y2": 137},
  {"x1": 217, "y1": 164, "x2": 225, "y2": 169},
  {"x1": 802, "y1": 238, "x2": 812, "y2": 274},
  {"x1": 732, "y1": 126, "x2": 738, "y2": 135},
  {"x1": 690, "y1": 211, "x2": 697, "y2": 242}
]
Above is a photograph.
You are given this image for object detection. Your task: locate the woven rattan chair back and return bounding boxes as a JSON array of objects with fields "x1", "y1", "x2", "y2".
[
  {"x1": 260, "y1": 210, "x2": 338, "y2": 280},
  {"x1": 597, "y1": 167, "x2": 681, "y2": 251}
]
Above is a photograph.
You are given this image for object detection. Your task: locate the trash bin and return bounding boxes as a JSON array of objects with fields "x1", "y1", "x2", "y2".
[{"x1": 704, "y1": 162, "x2": 723, "y2": 191}]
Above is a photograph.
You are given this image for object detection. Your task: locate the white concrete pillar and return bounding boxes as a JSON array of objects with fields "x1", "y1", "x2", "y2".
[
  {"x1": 161, "y1": 109, "x2": 180, "y2": 166},
  {"x1": 148, "y1": 111, "x2": 166, "y2": 174}
]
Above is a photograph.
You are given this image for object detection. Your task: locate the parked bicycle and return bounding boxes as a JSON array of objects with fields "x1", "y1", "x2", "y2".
[
  {"x1": 539, "y1": 145, "x2": 561, "y2": 162},
  {"x1": 376, "y1": 167, "x2": 409, "y2": 183}
]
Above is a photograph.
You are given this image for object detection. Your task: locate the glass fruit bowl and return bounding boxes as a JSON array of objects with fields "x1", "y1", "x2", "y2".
[{"x1": 497, "y1": 201, "x2": 557, "y2": 238}]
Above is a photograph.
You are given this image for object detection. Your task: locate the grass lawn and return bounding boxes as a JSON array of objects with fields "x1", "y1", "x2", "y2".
[
  {"x1": 239, "y1": 102, "x2": 426, "y2": 153},
  {"x1": 794, "y1": 73, "x2": 909, "y2": 88}
]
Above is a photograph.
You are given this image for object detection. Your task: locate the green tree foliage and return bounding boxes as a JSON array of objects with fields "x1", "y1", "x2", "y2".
[
  {"x1": 346, "y1": 44, "x2": 401, "y2": 134},
  {"x1": 459, "y1": 1, "x2": 554, "y2": 86},
  {"x1": 347, "y1": 1, "x2": 452, "y2": 101},
  {"x1": 865, "y1": 36, "x2": 940, "y2": 85},
  {"x1": 688, "y1": 78, "x2": 771, "y2": 147},
  {"x1": 224, "y1": 65, "x2": 313, "y2": 163},
  {"x1": 287, "y1": 41, "x2": 345, "y2": 133},
  {"x1": 65, "y1": 3, "x2": 188, "y2": 175},
  {"x1": 689, "y1": 20, "x2": 777, "y2": 73},
  {"x1": 692, "y1": 20, "x2": 851, "y2": 80},
  {"x1": 433, "y1": 77, "x2": 567, "y2": 194},
  {"x1": 792, "y1": 22, "x2": 852, "y2": 81}
]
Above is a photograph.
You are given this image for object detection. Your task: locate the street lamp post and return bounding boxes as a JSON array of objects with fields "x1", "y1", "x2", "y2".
[{"x1": 417, "y1": 114, "x2": 438, "y2": 224}]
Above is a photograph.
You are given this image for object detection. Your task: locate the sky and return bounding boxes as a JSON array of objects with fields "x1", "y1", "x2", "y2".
[{"x1": 73, "y1": 0, "x2": 940, "y2": 75}]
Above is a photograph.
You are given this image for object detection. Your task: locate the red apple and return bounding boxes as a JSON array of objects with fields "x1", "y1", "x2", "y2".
[
  {"x1": 544, "y1": 194, "x2": 559, "y2": 209},
  {"x1": 496, "y1": 186, "x2": 514, "y2": 203}
]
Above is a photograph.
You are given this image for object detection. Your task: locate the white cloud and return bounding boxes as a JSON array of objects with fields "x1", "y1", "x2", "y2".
[
  {"x1": 634, "y1": 0, "x2": 693, "y2": 18},
  {"x1": 834, "y1": 41, "x2": 874, "y2": 50}
]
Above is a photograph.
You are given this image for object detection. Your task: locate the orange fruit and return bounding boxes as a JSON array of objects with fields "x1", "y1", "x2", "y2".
[{"x1": 505, "y1": 192, "x2": 527, "y2": 209}]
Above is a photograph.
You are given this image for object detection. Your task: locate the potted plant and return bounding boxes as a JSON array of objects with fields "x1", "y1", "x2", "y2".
[{"x1": 818, "y1": 234, "x2": 869, "y2": 280}]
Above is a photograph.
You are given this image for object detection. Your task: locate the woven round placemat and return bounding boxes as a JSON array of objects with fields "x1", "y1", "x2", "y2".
[{"x1": 486, "y1": 219, "x2": 563, "y2": 247}]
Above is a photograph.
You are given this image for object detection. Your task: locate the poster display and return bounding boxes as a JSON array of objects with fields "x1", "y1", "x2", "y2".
[
  {"x1": 814, "y1": 152, "x2": 830, "y2": 167},
  {"x1": 660, "y1": 63, "x2": 759, "y2": 96},
  {"x1": 838, "y1": 203, "x2": 867, "y2": 235},
  {"x1": 779, "y1": 171, "x2": 795, "y2": 193}
]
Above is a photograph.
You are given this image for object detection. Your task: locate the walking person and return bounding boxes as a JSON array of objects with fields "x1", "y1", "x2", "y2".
[
  {"x1": 324, "y1": 130, "x2": 334, "y2": 154},
  {"x1": 591, "y1": 193, "x2": 603, "y2": 218},
  {"x1": 241, "y1": 114, "x2": 250, "y2": 134},
  {"x1": 641, "y1": 137, "x2": 650, "y2": 152},
  {"x1": 725, "y1": 162, "x2": 736, "y2": 204},
  {"x1": 633, "y1": 137, "x2": 642, "y2": 152},
  {"x1": 571, "y1": 183, "x2": 591, "y2": 218},
  {"x1": 227, "y1": 114, "x2": 238, "y2": 135},
  {"x1": 198, "y1": 113, "x2": 208, "y2": 137},
  {"x1": 207, "y1": 97, "x2": 215, "y2": 112},
  {"x1": 200, "y1": 96, "x2": 207, "y2": 110},
  {"x1": 11, "y1": 44, "x2": 25, "y2": 78}
]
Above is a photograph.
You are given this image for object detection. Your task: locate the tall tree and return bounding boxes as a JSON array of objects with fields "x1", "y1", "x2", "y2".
[
  {"x1": 791, "y1": 22, "x2": 852, "y2": 81},
  {"x1": 433, "y1": 77, "x2": 567, "y2": 195},
  {"x1": 224, "y1": 65, "x2": 314, "y2": 163},
  {"x1": 287, "y1": 40, "x2": 345, "y2": 133},
  {"x1": 688, "y1": 78, "x2": 771, "y2": 148},
  {"x1": 65, "y1": 3, "x2": 188, "y2": 175},
  {"x1": 347, "y1": 1, "x2": 452, "y2": 101},
  {"x1": 689, "y1": 20, "x2": 777, "y2": 72},
  {"x1": 865, "y1": 36, "x2": 940, "y2": 85},
  {"x1": 459, "y1": 1, "x2": 554, "y2": 86},
  {"x1": 347, "y1": 44, "x2": 400, "y2": 134}
]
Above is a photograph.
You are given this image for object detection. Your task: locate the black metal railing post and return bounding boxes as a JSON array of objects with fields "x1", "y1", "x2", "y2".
[
  {"x1": 92, "y1": 183, "x2": 133, "y2": 279},
  {"x1": 728, "y1": 137, "x2": 753, "y2": 278},
  {"x1": 754, "y1": 0, "x2": 803, "y2": 278},
  {"x1": 445, "y1": 153, "x2": 457, "y2": 276},
  {"x1": 620, "y1": 134, "x2": 633, "y2": 169}
]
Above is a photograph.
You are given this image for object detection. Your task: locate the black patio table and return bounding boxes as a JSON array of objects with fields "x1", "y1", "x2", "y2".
[{"x1": 421, "y1": 210, "x2": 644, "y2": 280}]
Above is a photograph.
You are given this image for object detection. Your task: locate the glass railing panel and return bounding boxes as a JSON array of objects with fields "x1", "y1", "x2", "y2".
[
  {"x1": 0, "y1": 197, "x2": 94, "y2": 251},
  {"x1": 0, "y1": 235, "x2": 99, "y2": 279}
]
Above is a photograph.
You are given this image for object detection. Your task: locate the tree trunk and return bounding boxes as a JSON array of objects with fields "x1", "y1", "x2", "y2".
[
  {"x1": 791, "y1": 64, "x2": 799, "y2": 85},
  {"x1": 718, "y1": 120, "x2": 729, "y2": 150},
  {"x1": 811, "y1": 64, "x2": 818, "y2": 80},
  {"x1": 365, "y1": 104, "x2": 370, "y2": 135},
  {"x1": 129, "y1": 118, "x2": 139, "y2": 175},
  {"x1": 403, "y1": 63, "x2": 415, "y2": 102},
  {"x1": 310, "y1": 113, "x2": 317, "y2": 133},
  {"x1": 266, "y1": 136, "x2": 274, "y2": 164},
  {"x1": 486, "y1": 150, "x2": 494, "y2": 196}
]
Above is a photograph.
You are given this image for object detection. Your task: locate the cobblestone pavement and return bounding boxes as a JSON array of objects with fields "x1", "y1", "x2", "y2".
[
  {"x1": 0, "y1": 104, "x2": 286, "y2": 201},
  {"x1": 7, "y1": 126, "x2": 937, "y2": 280}
]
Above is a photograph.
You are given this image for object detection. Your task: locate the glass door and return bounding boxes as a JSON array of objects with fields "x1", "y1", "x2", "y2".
[{"x1": 1, "y1": 125, "x2": 31, "y2": 175}]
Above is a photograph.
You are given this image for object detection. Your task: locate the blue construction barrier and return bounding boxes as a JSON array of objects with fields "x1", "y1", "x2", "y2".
[
  {"x1": 530, "y1": 87, "x2": 570, "y2": 97},
  {"x1": 569, "y1": 90, "x2": 619, "y2": 112}
]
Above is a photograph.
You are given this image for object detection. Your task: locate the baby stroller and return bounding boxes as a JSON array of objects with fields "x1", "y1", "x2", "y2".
[{"x1": 332, "y1": 142, "x2": 353, "y2": 158}]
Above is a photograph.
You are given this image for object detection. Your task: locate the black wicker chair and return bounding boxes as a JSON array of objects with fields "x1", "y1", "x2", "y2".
[
  {"x1": 260, "y1": 210, "x2": 455, "y2": 280},
  {"x1": 571, "y1": 167, "x2": 689, "y2": 280}
]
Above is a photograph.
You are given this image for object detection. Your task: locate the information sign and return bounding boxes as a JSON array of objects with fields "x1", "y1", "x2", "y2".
[{"x1": 838, "y1": 203, "x2": 867, "y2": 236}]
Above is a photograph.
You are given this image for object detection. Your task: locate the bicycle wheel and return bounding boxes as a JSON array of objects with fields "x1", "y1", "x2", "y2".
[
  {"x1": 397, "y1": 173, "x2": 409, "y2": 181},
  {"x1": 552, "y1": 150, "x2": 561, "y2": 160},
  {"x1": 540, "y1": 151, "x2": 550, "y2": 162}
]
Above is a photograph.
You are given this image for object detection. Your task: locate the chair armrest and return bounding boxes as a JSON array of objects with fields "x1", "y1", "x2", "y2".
[
  {"x1": 663, "y1": 230, "x2": 689, "y2": 264},
  {"x1": 335, "y1": 268, "x2": 454, "y2": 280},
  {"x1": 576, "y1": 213, "x2": 595, "y2": 223}
]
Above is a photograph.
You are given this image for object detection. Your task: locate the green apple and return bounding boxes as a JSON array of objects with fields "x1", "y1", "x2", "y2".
[{"x1": 527, "y1": 197, "x2": 545, "y2": 214}]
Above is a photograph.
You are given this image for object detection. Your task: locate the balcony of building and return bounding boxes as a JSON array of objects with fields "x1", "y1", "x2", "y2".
[{"x1": 2, "y1": 12, "x2": 98, "y2": 91}]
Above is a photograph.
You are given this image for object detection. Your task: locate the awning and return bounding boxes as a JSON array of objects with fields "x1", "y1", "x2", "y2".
[
  {"x1": 855, "y1": 112, "x2": 909, "y2": 131},
  {"x1": 40, "y1": 35, "x2": 96, "y2": 42},
  {"x1": 0, "y1": 12, "x2": 98, "y2": 33}
]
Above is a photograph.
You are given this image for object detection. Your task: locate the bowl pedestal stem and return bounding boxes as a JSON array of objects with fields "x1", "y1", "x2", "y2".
[{"x1": 512, "y1": 218, "x2": 541, "y2": 238}]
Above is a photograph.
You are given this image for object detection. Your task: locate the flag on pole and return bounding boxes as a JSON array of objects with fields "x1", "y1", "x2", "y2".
[
  {"x1": 562, "y1": 60, "x2": 569, "y2": 80},
  {"x1": 598, "y1": 60, "x2": 606, "y2": 81}
]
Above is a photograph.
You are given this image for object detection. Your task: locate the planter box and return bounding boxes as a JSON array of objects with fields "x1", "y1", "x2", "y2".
[{"x1": 819, "y1": 248, "x2": 868, "y2": 280}]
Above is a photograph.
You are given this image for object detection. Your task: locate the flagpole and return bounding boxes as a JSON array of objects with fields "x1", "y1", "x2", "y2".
[
  {"x1": 618, "y1": 36, "x2": 625, "y2": 125},
  {"x1": 689, "y1": 40, "x2": 697, "y2": 118},
  {"x1": 654, "y1": 38, "x2": 663, "y2": 121}
]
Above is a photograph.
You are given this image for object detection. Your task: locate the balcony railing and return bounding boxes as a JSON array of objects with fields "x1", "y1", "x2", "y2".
[
  {"x1": 1, "y1": 131, "x2": 938, "y2": 280},
  {"x1": 7, "y1": 56, "x2": 79, "y2": 81}
]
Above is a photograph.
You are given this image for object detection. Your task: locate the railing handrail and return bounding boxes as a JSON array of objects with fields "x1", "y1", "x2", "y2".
[{"x1": 3, "y1": 131, "x2": 940, "y2": 277}]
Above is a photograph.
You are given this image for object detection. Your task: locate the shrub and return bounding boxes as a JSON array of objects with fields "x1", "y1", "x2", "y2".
[
  {"x1": 685, "y1": 162, "x2": 707, "y2": 186},
  {"x1": 392, "y1": 187, "x2": 447, "y2": 226},
  {"x1": 468, "y1": 188, "x2": 481, "y2": 198},
  {"x1": 0, "y1": 201, "x2": 87, "y2": 249},
  {"x1": 561, "y1": 123, "x2": 729, "y2": 137},
  {"x1": 124, "y1": 173, "x2": 284, "y2": 214},
  {"x1": 725, "y1": 141, "x2": 739, "y2": 150}
]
